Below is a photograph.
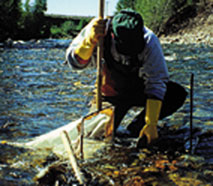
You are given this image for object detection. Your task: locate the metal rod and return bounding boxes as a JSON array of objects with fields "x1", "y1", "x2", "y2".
[
  {"x1": 80, "y1": 118, "x2": 84, "y2": 159},
  {"x1": 190, "y1": 73, "x2": 194, "y2": 153}
]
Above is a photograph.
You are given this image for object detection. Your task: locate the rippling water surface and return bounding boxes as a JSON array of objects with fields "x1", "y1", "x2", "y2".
[{"x1": 0, "y1": 39, "x2": 212, "y2": 185}]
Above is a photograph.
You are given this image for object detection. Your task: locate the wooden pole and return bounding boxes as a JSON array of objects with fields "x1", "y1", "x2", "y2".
[
  {"x1": 190, "y1": 73, "x2": 194, "y2": 153},
  {"x1": 96, "y1": 0, "x2": 105, "y2": 111},
  {"x1": 61, "y1": 131, "x2": 85, "y2": 185}
]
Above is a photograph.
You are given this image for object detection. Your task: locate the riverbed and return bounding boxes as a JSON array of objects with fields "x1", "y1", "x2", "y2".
[{"x1": 0, "y1": 39, "x2": 212, "y2": 185}]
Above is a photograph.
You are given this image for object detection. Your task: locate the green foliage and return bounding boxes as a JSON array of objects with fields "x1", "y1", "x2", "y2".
[
  {"x1": 0, "y1": 0, "x2": 48, "y2": 41},
  {"x1": 0, "y1": 0, "x2": 23, "y2": 41},
  {"x1": 116, "y1": 0, "x2": 137, "y2": 12},
  {"x1": 135, "y1": 0, "x2": 174, "y2": 34},
  {"x1": 117, "y1": 0, "x2": 200, "y2": 35},
  {"x1": 75, "y1": 18, "x2": 91, "y2": 31},
  {"x1": 49, "y1": 18, "x2": 91, "y2": 39},
  {"x1": 50, "y1": 26, "x2": 63, "y2": 38},
  {"x1": 0, "y1": 0, "x2": 90, "y2": 41},
  {"x1": 34, "y1": 0, "x2": 47, "y2": 15},
  {"x1": 20, "y1": 0, "x2": 49, "y2": 40},
  {"x1": 50, "y1": 21, "x2": 74, "y2": 38},
  {"x1": 0, "y1": 0, "x2": 206, "y2": 41}
]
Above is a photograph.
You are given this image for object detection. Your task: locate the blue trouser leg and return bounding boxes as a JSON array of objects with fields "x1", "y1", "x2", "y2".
[
  {"x1": 127, "y1": 81, "x2": 188, "y2": 137},
  {"x1": 104, "y1": 81, "x2": 187, "y2": 137}
]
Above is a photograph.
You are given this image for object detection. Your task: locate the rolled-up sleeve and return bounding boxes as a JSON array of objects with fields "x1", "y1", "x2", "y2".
[
  {"x1": 65, "y1": 25, "x2": 92, "y2": 69},
  {"x1": 142, "y1": 30, "x2": 169, "y2": 100},
  {"x1": 66, "y1": 44, "x2": 89, "y2": 69}
]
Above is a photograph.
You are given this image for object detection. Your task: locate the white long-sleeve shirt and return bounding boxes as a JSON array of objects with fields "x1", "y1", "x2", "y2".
[{"x1": 66, "y1": 21, "x2": 169, "y2": 100}]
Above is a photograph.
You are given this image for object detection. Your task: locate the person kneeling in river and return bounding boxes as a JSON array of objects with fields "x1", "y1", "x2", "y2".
[{"x1": 65, "y1": 9, "x2": 187, "y2": 147}]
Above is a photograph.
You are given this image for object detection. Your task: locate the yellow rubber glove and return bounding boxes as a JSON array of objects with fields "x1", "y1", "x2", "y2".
[
  {"x1": 139, "y1": 99, "x2": 162, "y2": 144},
  {"x1": 75, "y1": 18, "x2": 106, "y2": 60}
]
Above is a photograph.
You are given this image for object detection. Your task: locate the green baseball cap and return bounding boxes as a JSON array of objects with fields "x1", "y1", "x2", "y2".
[{"x1": 112, "y1": 9, "x2": 145, "y2": 55}]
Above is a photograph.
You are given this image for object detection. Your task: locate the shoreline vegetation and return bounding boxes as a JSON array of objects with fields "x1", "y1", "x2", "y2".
[{"x1": 0, "y1": 0, "x2": 212, "y2": 45}]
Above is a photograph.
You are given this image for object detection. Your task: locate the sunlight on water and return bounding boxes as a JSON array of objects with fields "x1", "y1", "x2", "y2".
[{"x1": 0, "y1": 39, "x2": 212, "y2": 185}]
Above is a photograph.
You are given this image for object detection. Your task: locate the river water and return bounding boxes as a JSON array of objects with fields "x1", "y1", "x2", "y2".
[{"x1": 0, "y1": 39, "x2": 212, "y2": 185}]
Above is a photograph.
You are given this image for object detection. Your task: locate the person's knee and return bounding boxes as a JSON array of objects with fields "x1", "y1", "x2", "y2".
[
  {"x1": 160, "y1": 81, "x2": 188, "y2": 119},
  {"x1": 175, "y1": 82, "x2": 188, "y2": 107}
]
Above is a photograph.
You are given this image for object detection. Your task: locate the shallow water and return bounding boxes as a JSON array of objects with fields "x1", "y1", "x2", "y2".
[{"x1": 0, "y1": 39, "x2": 212, "y2": 185}]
